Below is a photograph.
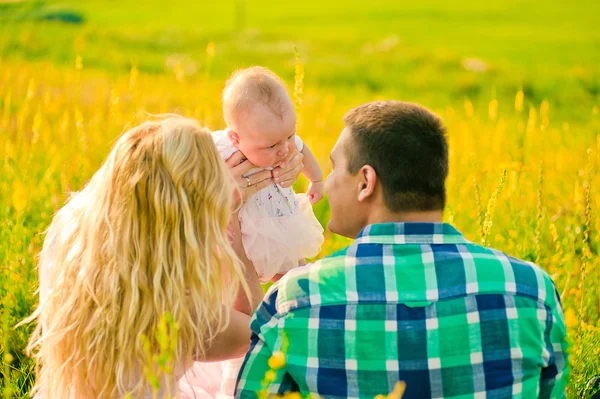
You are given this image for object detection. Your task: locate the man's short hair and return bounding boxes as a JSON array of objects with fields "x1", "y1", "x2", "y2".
[{"x1": 343, "y1": 101, "x2": 448, "y2": 212}]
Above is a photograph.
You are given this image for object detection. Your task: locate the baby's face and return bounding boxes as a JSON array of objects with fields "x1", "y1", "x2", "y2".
[{"x1": 231, "y1": 105, "x2": 297, "y2": 169}]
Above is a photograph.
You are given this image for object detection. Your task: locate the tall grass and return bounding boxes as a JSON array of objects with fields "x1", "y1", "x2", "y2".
[{"x1": 0, "y1": 54, "x2": 598, "y2": 397}]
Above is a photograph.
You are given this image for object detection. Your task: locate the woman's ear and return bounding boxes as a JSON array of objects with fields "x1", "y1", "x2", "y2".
[
  {"x1": 357, "y1": 165, "x2": 377, "y2": 203},
  {"x1": 228, "y1": 130, "x2": 240, "y2": 146}
]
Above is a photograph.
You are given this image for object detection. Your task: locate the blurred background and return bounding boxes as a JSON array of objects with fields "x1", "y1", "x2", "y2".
[
  {"x1": 1, "y1": 0, "x2": 599, "y2": 113},
  {"x1": 0, "y1": 1, "x2": 599, "y2": 398}
]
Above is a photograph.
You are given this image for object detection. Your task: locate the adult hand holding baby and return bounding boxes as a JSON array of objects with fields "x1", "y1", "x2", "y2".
[
  {"x1": 226, "y1": 149, "x2": 304, "y2": 204},
  {"x1": 272, "y1": 149, "x2": 304, "y2": 188}
]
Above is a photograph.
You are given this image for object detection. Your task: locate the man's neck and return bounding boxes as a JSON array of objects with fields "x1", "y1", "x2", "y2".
[{"x1": 366, "y1": 208, "x2": 444, "y2": 226}]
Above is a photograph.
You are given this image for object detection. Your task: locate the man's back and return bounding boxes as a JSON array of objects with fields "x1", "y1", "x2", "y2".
[{"x1": 236, "y1": 223, "x2": 568, "y2": 399}]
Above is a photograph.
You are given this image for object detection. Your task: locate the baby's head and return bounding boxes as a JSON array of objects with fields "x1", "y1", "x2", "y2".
[{"x1": 223, "y1": 66, "x2": 296, "y2": 168}]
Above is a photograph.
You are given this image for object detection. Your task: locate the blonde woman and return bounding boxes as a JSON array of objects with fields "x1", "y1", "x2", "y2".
[{"x1": 24, "y1": 116, "x2": 303, "y2": 398}]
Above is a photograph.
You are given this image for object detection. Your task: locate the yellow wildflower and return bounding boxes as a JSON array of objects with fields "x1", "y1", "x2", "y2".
[
  {"x1": 206, "y1": 42, "x2": 216, "y2": 57},
  {"x1": 11, "y1": 180, "x2": 28, "y2": 213},
  {"x1": 268, "y1": 351, "x2": 286, "y2": 370},
  {"x1": 464, "y1": 99, "x2": 474, "y2": 118},
  {"x1": 515, "y1": 89, "x2": 524, "y2": 112},
  {"x1": 564, "y1": 308, "x2": 578, "y2": 329},
  {"x1": 264, "y1": 370, "x2": 277, "y2": 383},
  {"x1": 388, "y1": 381, "x2": 406, "y2": 399},
  {"x1": 129, "y1": 64, "x2": 139, "y2": 89},
  {"x1": 75, "y1": 54, "x2": 83, "y2": 70},
  {"x1": 488, "y1": 99, "x2": 498, "y2": 121}
]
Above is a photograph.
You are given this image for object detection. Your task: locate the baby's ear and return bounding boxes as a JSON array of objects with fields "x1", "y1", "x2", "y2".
[{"x1": 228, "y1": 130, "x2": 240, "y2": 145}]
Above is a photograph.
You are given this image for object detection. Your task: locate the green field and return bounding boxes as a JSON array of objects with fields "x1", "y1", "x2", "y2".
[
  {"x1": 1, "y1": 0, "x2": 599, "y2": 112},
  {"x1": 0, "y1": 0, "x2": 599, "y2": 397}
]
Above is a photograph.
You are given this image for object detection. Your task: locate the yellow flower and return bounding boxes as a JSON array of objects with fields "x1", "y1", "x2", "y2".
[
  {"x1": 540, "y1": 99, "x2": 550, "y2": 117},
  {"x1": 4, "y1": 353, "x2": 14, "y2": 364},
  {"x1": 515, "y1": 90, "x2": 524, "y2": 112},
  {"x1": 206, "y1": 42, "x2": 216, "y2": 57},
  {"x1": 264, "y1": 370, "x2": 277, "y2": 383},
  {"x1": 498, "y1": 161, "x2": 522, "y2": 172},
  {"x1": 11, "y1": 180, "x2": 28, "y2": 213},
  {"x1": 75, "y1": 54, "x2": 83, "y2": 70},
  {"x1": 268, "y1": 351, "x2": 286, "y2": 370},
  {"x1": 564, "y1": 308, "x2": 578, "y2": 329},
  {"x1": 464, "y1": 99, "x2": 474, "y2": 118},
  {"x1": 388, "y1": 381, "x2": 406, "y2": 399},
  {"x1": 488, "y1": 99, "x2": 498, "y2": 121},
  {"x1": 129, "y1": 64, "x2": 139, "y2": 89}
]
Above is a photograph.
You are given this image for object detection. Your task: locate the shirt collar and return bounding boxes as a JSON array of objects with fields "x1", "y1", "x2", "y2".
[{"x1": 354, "y1": 222, "x2": 471, "y2": 245}]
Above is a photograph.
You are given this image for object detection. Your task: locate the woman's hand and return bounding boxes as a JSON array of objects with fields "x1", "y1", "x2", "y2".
[
  {"x1": 226, "y1": 149, "x2": 304, "y2": 204},
  {"x1": 272, "y1": 150, "x2": 304, "y2": 188},
  {"x1": 226, "y1": 152, "x2": 273, "y2": 204},
  {"x1": 229, "y1": 210, "x2": 264, "y2": 315}
]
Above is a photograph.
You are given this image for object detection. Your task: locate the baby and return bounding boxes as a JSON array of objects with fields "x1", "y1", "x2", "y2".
[
  {"x1": 213, "y1": 66, "x2": 325, "y2": 283},
  {"x1": 179, "y1": 67, "x2": 325, "y2": 399},
  {"x1": 190, "y1": 66, "x2": 324, "y2": 398}
]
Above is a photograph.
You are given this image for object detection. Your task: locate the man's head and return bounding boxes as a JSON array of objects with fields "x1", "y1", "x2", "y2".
[
  {"x1": 325, "y1": 101, "x2": 448, "y2": 238},
  {"x1": 223, "y1": 66, "x2": 296, "y2": 168}
]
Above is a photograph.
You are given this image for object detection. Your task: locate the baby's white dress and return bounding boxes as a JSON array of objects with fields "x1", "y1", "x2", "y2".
[{"x1": 212, "y1": 129, "x2": 324, "y2": 283}]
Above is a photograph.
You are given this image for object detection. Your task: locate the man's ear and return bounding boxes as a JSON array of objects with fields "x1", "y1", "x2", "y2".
[
  {"x1": 228, "y1": 130, "x2": 240, "y2": 146},
  {"x1": 357, "y1": 165, "x2": 377, "y2": 203}
]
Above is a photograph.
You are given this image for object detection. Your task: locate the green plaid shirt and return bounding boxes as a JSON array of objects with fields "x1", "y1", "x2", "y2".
[{"x1": 235, "y1": 223, "x2": 568, "y2": 399}]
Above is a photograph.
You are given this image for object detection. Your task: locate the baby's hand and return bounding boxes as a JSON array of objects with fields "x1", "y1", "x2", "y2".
[{"x1": 307, "y1": 181, "x2": 324, "y2": 204}]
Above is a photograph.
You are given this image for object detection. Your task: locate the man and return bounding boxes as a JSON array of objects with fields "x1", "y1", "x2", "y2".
[{"x1": 236, "y1": 101, "x2": 568, "y2": 398}]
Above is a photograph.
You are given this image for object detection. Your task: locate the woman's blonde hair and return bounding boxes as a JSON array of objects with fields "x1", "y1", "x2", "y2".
[{"x1": 24, "y1": 116, "x2": 247, "y2": 398}]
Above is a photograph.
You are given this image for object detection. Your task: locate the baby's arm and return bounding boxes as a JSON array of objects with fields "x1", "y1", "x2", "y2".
[{"x1": 300, "y1": 144, "x2": 324, "y2": 204}]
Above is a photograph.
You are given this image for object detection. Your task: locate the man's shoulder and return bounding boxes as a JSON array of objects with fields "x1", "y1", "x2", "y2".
[
  {"x1": 271, "y1": 247, "x2": 351, "y2": 314},
  {"x1": 264, "y1": 239, "x2": 561, "y2": 317},
  {"x1": 462, "y1": 242, "x2": 560, "y2": 307}
]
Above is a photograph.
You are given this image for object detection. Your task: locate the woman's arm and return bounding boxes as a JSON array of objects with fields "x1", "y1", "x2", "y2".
[
  {"x1": 194, "y1": 214, "x2": 263, "y2": 362},
  {"x1": 229, "y1": 210, "x2": 264, "y2": 316},
  {"x1": 193, "y1": 309, "x2": 253, "y2": 361},
  {"x1": 190, "y1": 215, "x2": 261, "y2": 363}
]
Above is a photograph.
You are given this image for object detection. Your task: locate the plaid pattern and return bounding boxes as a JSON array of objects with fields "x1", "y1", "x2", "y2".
[{"x1": 236, "y1": 223, "x2": 568, "y2": 399}]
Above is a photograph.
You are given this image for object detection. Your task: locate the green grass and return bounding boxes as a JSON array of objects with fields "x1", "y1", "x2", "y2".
[
  {"x1": 0, "y1": 0, "x2": 599, "y2": 115},
  {"x1": 0, "y1": 0, "x2": 599, "y2": 397}
]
